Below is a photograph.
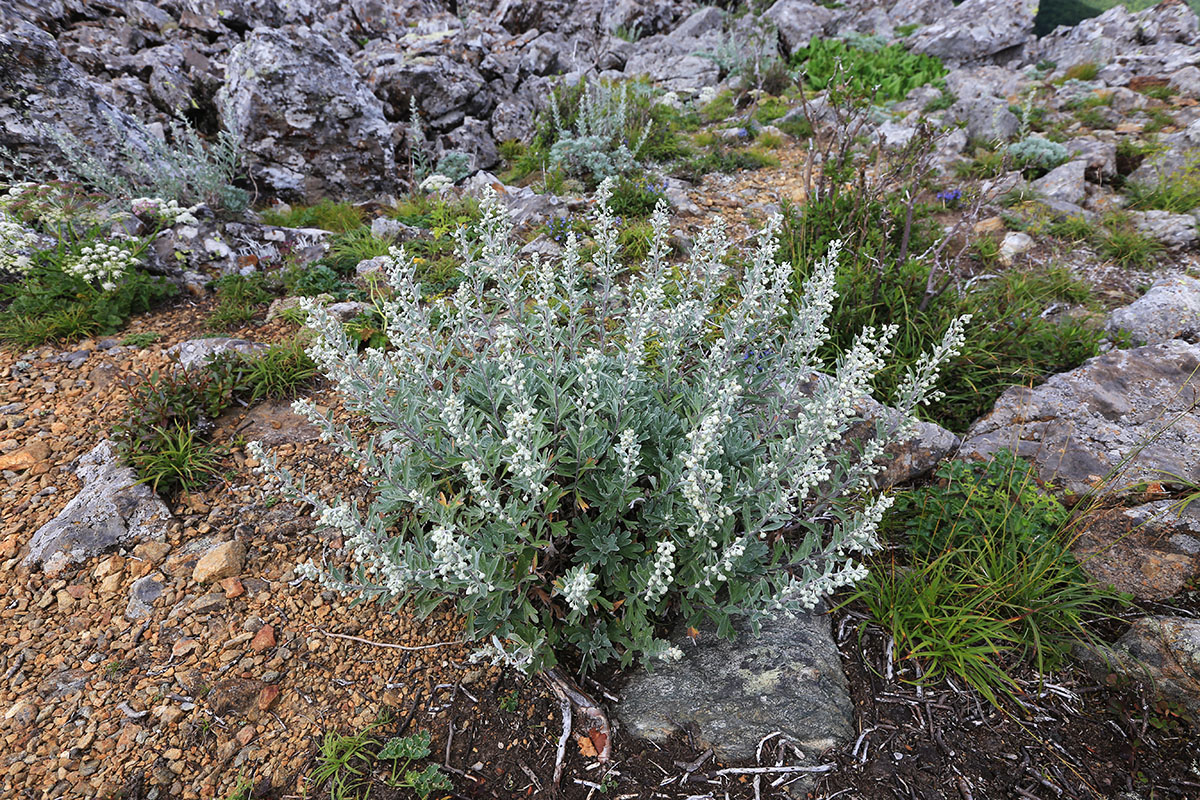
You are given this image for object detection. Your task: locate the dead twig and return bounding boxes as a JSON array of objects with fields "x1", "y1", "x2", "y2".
[{"x1": 318, "y1": 628, "x2": 462, "y2": 651}]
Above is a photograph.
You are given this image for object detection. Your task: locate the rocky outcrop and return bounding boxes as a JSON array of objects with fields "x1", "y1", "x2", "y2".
[
  {"x1": 617, "y1": 611, "x2": 853, "y2": 763},
  {"x1": 906, "y1": 0, "x2": 1038, "y2": 66},
  {"x1": 1034, "y1": 0, "x2": 1200, "y2": 85},
  {"x1": 959, "y1": 341, "x2": 1200, "y2": 497},
  {"x1": 24, "y1": 441, "x2": 171, "y2": 575},
  {"x1": 1080, "y1": 616, "x2": 1200, "y2": 722},
  {"x1": 1072, "y1": 502, "x2": 1200, "y2": 601},
  {"x1": 1106, "y1": 275, "x2": 1200, "y2": 345},
  {"x1": 218, "y1": 25, "x2": 398, "y2": 201},
  {"x1": 0, "y1": 22, "x2": 162, "y2": 181},
  {"x1": 623, "y1": 6, "x2": 725, "y2": 92}
]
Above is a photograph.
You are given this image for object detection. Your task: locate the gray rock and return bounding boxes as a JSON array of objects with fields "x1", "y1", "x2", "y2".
[
  {"x1": 1128, "y1": 119, "x2": 1200, "y2": 192},
  {"x1": 998, "y1": 231, "x2": 1034, "y2": 264},
  {"x1": 24, "y1": 442, "x2": 170, "y2": 575},
  {"x1": 125, "y1": 575, "x2": 164, "y2": 621},
  {"x1": 0, "y1": 23, "x2": 163, "y2": 183},
  {"x1": 1032, "y1": 160, "x2": 1088, "y2": 205},
  {"x1": 358, "y1": 38, "x2": 490, "y2": 127},
  {"x1": 370, "y1": 217, "x2": 428, "y2": 241},
  {"x1": 1128, "y1": 210, "x2": 1198, "y2": 252},
  {"x1": 1169, "y1": 65, "x2": 1200, "y2": 99},
  {"x1": 616, "y1": 611, "x2": 853, "y2": 763},
  {"x1": 1106, "y1": 274, "x2": 1200, "y2": 345},
  {"x1": 343, "y1": 0, "x2": 447, "y2": 38},
  {"x1": 764, "y1": 0, "x2": 836, "y2": 57},
  {"x1": 623, "y1": 7, "x2": 726, "y2": 92},
  {"x1": 438, "y1": 116, "x2": 499, "y2": 172},
  {"x1": 960, "y1": 340, "x2": 1200, "y2": 496},
  {"x1": 461, "y1": 172, "x2": 570, "y2": 227},
  {"x1": 888, "y1": 0, "x2": 954, "y2": 27},
  {"x1": 960, "y1": 97, "x2": 1020, "y2": 144},
  {"x1": 850, "y1": 396, "x2": 960, "y2": 489},
  {"x1": 906, "y1": 0, "x2": 1037, "y2": 66},
  {"x1": 1079, "y1": 616, "x2": 1200, "y2": 722},
  {"x1": 1064, "y1": 136, "x2": 1118, "y2": 182},
  {"x1": 219, "y1": 25, "x2": 398, "y2": 202},
  {"x1": 168, "y1": 338, "x2": 267, "y2": 370}
]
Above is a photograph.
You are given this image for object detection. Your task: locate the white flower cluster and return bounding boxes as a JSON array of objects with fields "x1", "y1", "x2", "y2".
[
  {"x1": 558, "y1": 565, "x2": 597, "y2": 614},
  {"x1": 614, "y1": 428, "x2": 640, "y2": 486},
  {"x1": 65, "y1": 240, "x2": 139, "y2": 291},
  {"x1": 644, "y1": 539, "x2": 677, "y2": 603},
  {"x1": 132, "y1": 197, "x2": 200, "y2": 226},
  {"x1": 0, "y1": 214, "x2": 41, "y2": 276},
  {"x1": 419, "y1": 173, "x2": 454, "y2": 194}
]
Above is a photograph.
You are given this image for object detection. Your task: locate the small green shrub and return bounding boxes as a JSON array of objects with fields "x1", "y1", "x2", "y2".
[
  {"x1": 851, "y1": 451, "x2": 1123, "y2": 705},
  {"x1": 1075, "y1": 106, "x2": 1115, "y2": 130},
  {"x1": 1124, "y1": 156, "x2": 1200, "y2": 213},
  {"x1": 124, "y1": 424, "x2": 226, "y2": 496},
  {"x1": 1138, "y1": 85, "x2": 1174, "y2": 101},
  {"x1": 547, "y1": 79, "x2": 652, "y2": 182},
  {"x1": 674, "y1": 143, "x2": 777, "y2": 182},
  {"x1": 792, "y1": 35, "x2": 948, "y2": 103},
  {"x1": 607, "y1": 174, "x2": 669, "y2": 219},
  {"x1": 753, "y1": 96, "x2": 791, "y2": 124},
  {"x1": 222, "y1": 338, "x2": 317, "y2": 403},
  {"x1": 1143, "y1": 108, "x2": 1175, "y2": 134},
  {"x1": 776, "y1": 116, "x2": 815, "y2": 139},
  {"x1": 1098, "y1": 213, "x2": 1162, "y2": 268},
  {"x1": 261, "y1": 200, "x2": 363, "y2": 233},
  {"x1": 208, "y1": 273, "x2": 273, "y2": 329},
  {"x1": 1047, "y1": 215, "x2": 1095, "y2": 241},
  {"x1": 280, "y1": 263, "x2": 347, "y2": 298},
  {"x1": 1063, "y1": 62, "x2": 1099, "y2": 81},
  {"x1": 782, "y1": 196, "x2": 1101, "y2": 432},
  {"x1": 433, "y1": 151, "x2": 472, "y2": 183},
  {"x1": 323, "y1": 227, "x2": 394, "y2": 274},
  {"x1": 121, "y1": 331, "x2": 162, "y2": 348},
  {"x1": 118, "y1": 338, "x2": 316, "y2": 494}
]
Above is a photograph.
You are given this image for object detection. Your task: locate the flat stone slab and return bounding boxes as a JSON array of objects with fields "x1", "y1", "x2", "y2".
[
  {"x1": 616, "y1": 611, "x2": 853, "y2": 763},
  {"x1": 960, "y1": 341, "x2": 1200, "y2": 496},
  {"x1": 25, "y1": 441, "x2": 170, "y2": 575}
]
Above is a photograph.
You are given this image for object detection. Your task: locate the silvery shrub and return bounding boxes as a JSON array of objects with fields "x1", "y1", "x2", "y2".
[
  {"x1": 548, "y1": 80, "x2": 652, "y2": 182},
  {"x1": 251, "y1": 180, "x2": 969, "y2": 674}
]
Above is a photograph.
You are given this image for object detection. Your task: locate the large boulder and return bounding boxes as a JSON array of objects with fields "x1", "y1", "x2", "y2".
[
  {"x1": 764, "y1": 0, "x2": 836, "y2": 57},
  {"x1": 959, "y1": 341, "x2": 1200, "y2": 497},
  {"x1": 617, "y1": 611, "x2": 853, "y2": 764},
  {"x1": 905, "y1": 0, "x2": 1037, "y2": 66},
  {"x1": 218, "y1": 25, "x2": 398, "y2": 202},
  {"x1": 623, "y1": 7, "x2": 725, "y2": 92},
  {"x1": 0, "y1": 22, "x2": 161, "y2": 181},
  {"x1": 24, "y1": 441, "x2": 171, "y2": 575},
  {"x1": 1106, "y1": 275, "x2": 1200, "y2": 345}
]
